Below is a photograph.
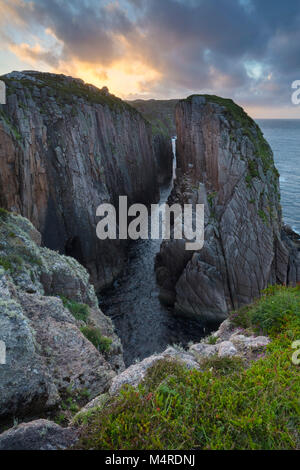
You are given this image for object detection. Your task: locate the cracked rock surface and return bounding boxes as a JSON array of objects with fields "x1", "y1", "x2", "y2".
[{"x1": 156, "y1": 95, "x2": 300, "y2": 321}]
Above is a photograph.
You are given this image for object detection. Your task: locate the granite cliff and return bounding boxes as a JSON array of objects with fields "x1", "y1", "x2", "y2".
[
  {"x1": 0, "y1": 71, "x2": 170, "y2": 291},
  {"x1": 156, "y1": 95, "x2": 300, "y2": 322}
]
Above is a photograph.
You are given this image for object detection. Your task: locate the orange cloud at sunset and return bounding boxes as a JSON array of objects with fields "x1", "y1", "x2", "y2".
[{"x1": 1, "y1": 0, "x2": 300, "y2": 117}]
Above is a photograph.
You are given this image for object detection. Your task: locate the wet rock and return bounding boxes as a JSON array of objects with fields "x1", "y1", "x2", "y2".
[{"x1": 0, "y1": 420, "x2": 78, "y2": 450}]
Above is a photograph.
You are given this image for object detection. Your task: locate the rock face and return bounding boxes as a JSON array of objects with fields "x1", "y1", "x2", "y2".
[
  {"x1": 156, "y1": 95, "x2": 300, "y2": 322},
  {"x1": 129, "y1": 99, "x2": 178, "y2": 183},
  {"x1": 0, "y1": 211, "x2": 124, "y2": 423},
  {"x1": 0, "y1": 71, "x2": 162, "y2": 290}
]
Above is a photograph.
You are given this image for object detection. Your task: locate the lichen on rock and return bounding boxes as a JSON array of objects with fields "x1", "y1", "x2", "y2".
[{"x1": 0, "y1": 211, "x2": 124, "y2": 425}]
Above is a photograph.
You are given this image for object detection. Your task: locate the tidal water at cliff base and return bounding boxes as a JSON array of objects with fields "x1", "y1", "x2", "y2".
[{"x1": 100, "y1": 140, "x2": 215, "y2": 366}]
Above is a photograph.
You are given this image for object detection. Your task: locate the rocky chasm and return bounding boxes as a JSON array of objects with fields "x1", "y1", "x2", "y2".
[{"x1": 0, "y1": 76, "x2": 299, "y2": 448}]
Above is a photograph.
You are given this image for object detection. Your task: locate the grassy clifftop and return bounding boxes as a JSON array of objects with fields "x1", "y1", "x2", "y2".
[
  {"x1": 183, "y1": 94, "x2": 277, "y2": 177},
  {"x1": 0, "y1": 71, "x2": 139, "y2": 114},
  {"x1": 75, "y1": 284, "x2": 300, "y2": 450}
]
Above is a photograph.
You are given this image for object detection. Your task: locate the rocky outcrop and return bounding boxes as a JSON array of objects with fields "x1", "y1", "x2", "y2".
[
  {"x1": 105, "y1": 317, "x2": 270, "y2": 395},
  {"x1": 0, "y1": 419, "x2": 78, "y2": 450},
  {"x1": 129, "y1": 99, "x2": 178, "y2": 183},
  {"x1": 156, "y1": 95, "x2": 300, "y2": 322},
  {"x1": 109, "y1": 347, "x2": 201, "y2": 396},
  {"x1": 0, "y1": 71, "x2": 161, "y2": 290},
  {"x1": 0, "y1": 210, "x2": 124, "y2": 423}
]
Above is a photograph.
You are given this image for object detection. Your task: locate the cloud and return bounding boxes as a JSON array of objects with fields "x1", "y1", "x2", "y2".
[{"x1": 0, "y1": 0, "x2": 300, "y2": 113}]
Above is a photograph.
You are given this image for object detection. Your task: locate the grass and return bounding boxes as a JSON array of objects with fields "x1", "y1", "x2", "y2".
[
  {"x1": 80, "y1": 326, "x2": 112, "y2": 354},
  {"x1": 60, "y1": 296, "x2": 89, "y2": 323},
  {"x1": 59, "y1": 297, "x2": 112, "y2": 354},
  {"x1": 75, "y1": 285, "x2": 300, "y2": 450},
  {"x1": 206, "y1": 334, "x2": 218, "y2": 345},
  {"x1": 230, "y1": 284, "x2": 300, "y2": 336},
  {"x1": 1, "y1": 73, "x2": 138, "y2": 115}
]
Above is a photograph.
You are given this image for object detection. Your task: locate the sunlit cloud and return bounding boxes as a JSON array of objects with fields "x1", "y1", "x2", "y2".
[{"x1": 0, "y1": 0, "x2": 300, "y2": 116}]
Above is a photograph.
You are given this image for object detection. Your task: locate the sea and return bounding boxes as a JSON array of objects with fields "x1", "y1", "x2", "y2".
[{"x1": 258, "y1": 119, "x2": 300, "y2": 234}]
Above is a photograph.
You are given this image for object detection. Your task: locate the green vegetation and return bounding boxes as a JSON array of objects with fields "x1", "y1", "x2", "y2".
[
  {"x1": 80, "y1": 326, "x2": 112, "y2": 353},
  {"x1": 60, "y1": 296, "x2": 89, "y2": 323},
  {"x1": 0, "y1": 207, "x2": 9, "y2": 220},
  {"x1": 206, "y1": 334, "x2": 218, "y2": 345},
  {"x1": 55, "y1": 387, "x2": 92, "y2": 426},
  {"x1": 248, "y1": 159, "x2": 259, "y2": 179},
  {"x1": 60, "y1": 297, "x2": 112, "y2": 354},
  {"x1": 230, "y1": 284, "x2": 300, "y2": 336},
  {"x1": 258, "y1": 209, "x2": 269, "y2": 225},
  {"x1": 200, "y1": 356, "x2": 245, "y2": 377},
  {"x1": 0, "y1": 73, "x2": 138, "y2": 115},
  {"x1": 0, "y1": 106, "x2": 22, "y2": 142},
  {"x1": 0, "y1": 254, "x2": 23, "y2": 272},
  {"x1": 207, "y1": 191, "x2": 218, "y2": 208},
  {"x1": 76, "y1": 285, "x2": 300, "y2": 450}
]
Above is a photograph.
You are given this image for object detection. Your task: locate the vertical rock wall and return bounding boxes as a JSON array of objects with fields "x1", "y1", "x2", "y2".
[
  {"x1": 0, "y1": 71, "x2": 160, "y2": 290},
  {"x1": 156, "y1": 95, "x2": 300, "y2": 322}
]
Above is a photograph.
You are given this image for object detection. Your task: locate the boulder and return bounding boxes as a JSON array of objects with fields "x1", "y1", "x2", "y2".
[{"x1": 0, "y1": 420, "x2": 78, "y2": 450}]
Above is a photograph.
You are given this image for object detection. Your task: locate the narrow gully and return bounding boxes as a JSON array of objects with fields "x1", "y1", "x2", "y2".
[{"x1": 99, "y1": 139, "x2": 214, "y2": 366}]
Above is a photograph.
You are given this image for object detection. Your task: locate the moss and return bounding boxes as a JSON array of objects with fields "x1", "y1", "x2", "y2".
[
  {"x1": 248, "y1": 159, "x2": 259, "y2": 179},
  {"x1": 75, "y1": 286, "x2": 300, "y2": 450}
]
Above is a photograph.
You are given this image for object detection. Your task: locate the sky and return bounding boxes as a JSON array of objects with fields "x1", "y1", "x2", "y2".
[{"x1": 1, "y1": 0, "x2": 300, "y2": 118}]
